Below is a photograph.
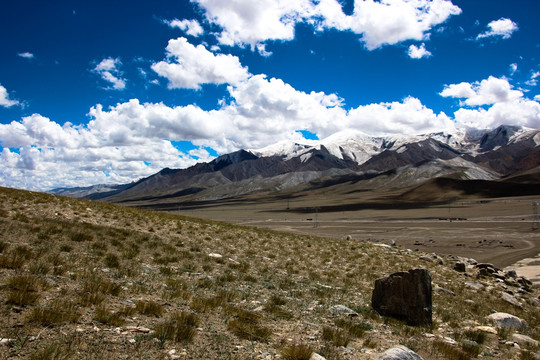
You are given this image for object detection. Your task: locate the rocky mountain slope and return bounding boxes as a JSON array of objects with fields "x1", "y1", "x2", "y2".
[{"x1": 52, "y1": 125, "x2": 540, "y2": 204}]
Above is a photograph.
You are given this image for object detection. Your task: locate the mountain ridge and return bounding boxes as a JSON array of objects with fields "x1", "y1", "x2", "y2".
[{"x1": 51, "y1": 125, "x2": 540, "y2": 203}]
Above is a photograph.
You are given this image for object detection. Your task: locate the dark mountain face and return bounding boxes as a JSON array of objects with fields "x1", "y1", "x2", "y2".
[
  {"x1": 358, "y1": 139, "x2": 462, "y2": 173},
  {"x1": 479, "y1": 125, "x2": 522, "y2": 152},
  {"x1": 53, "y1": 126, "x2": 540, "y2": 203}
]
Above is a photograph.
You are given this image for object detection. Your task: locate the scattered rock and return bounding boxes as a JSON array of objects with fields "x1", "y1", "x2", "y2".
[
  {"x1": 512, "y1": 333, "x2": 539, "y2": 347},
  {"x1": 378, "y1": 345, "x2": 424, "y2": 360},
  {"x1": 486, "y1": 312, "x2": 528, "y2": 330},
  {"x1": 441, "y1": 337, "x2": 458, "y2": 345},
  {"x1": 465, "y1": 282, "x2": 485, "y2": 291},
  {"x1": 420, "y1": 256, "x2": 432, "y2": 262},
  {"x1": 125, "y1": 326, "x2": 151, "y2": 333},
  {"x1": 372, "y1": 268, "x2": 432, "y2": 326},
  {"x1": 434, "y1": 285, "x2": 455, "y2": 296},
  {"x1": 0, "y1": 338, "x2": 15, "y2": 345},
  {"x1": 346, "y1": 235, "x2": 353, "y2": 241},
  {"x1": 473, "y1": 326, "x2": 497, "y2": 334},
  {"x1": 208, "y1": 253, "x2": 223, "y2": 259},
  {"x1": 454, "y1": 262, "x2": 466, "y2": 272},
  {"x1": 501, "y1": 292, "x2": 522, "y2": 308},
  {"x1": 505, "y1": 269, "x2": 518, "y2": 278},
  {"x1": 330, "y1": 305, "x2": 358, "y2": 317},
  {"x1": 310, "y1": 354, "x2": 326, "y2": 360}
]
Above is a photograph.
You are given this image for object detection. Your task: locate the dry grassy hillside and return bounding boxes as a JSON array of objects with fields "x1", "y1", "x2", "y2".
[{"x1": 0, "y1": 187, "x2": 539, "y2": 360}]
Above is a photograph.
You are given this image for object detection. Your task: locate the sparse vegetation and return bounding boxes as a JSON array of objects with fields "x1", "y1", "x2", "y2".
[{"x1": 0, "y1": 186, "x2": 539, "y2": 359}]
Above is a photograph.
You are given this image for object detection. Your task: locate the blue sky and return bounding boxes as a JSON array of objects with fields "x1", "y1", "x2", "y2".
[{"x1": 0, "y1": 0, "x2": 539, "y2": 190}]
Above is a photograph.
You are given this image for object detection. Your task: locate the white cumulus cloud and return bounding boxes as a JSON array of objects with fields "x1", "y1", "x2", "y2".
[
  {"x1": 193, "y1": 0, "x2": 461, "y2": 51},
  {"x1": 165, "y1": 18, "x2": 204, "y2": 37},
  {"x1": 0, "y1": 85, "x2": 20, "y2": 108},
  {"x1": 440, "y1": 76, "x2": 523, "y2": 106},
  {"x1": 408, "y1": 43, "x2": 432, "y2": 59},
  {"x1": 477, "y1": 18, "x2": 518, "y2": 40},
  {"x1": 152, "y1": 37, "x2": 250, "y2": 89},
  {"x1": 93, "y1": 58, "x2": 126, "y2": 90},
  {"x1": 441, "y1": 76, "x2": 540, "y2": 129},
  {"x1": 17, "y1": 52, "x2": 34, "y2": 59}
]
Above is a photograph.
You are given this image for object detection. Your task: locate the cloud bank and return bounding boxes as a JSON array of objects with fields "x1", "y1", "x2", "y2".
[{"x1": 193, "y1": 0, "x2": 462, "y2": 50}]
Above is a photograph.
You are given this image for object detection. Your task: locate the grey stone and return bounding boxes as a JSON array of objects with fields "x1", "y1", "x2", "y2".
[
  {"x1": 465, "y1": 282, "x2": 485, "y2": 291},
  {"x1": 310, "y1": 354, "x2": 326, "y2": 360},
  {"x1": 378, "y1": 346, "x2": 424, "y2": 360},
  {"x1": 487, "y1": 312, "x2": 528, "y2": 330},
  {"x1": 372, "y1": 269, "x2": 432, "y2": 326},
  {"x1": 330, "y1": 305, "x2": 358, "y2": 317},
  {"x1": 434, "y1": 285, "x2": 455, "y2": 296},
  {"x1": 501, "y1": 292, "x2": 522, "y2": 308},
  {"x1": 512, "y1": 334, "x2": 539, "y2": 347}
]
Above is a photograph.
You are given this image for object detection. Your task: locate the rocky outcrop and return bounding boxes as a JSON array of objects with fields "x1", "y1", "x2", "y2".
[{"x1": 372, "y1": 269, "x2": 432, "y2": 326}]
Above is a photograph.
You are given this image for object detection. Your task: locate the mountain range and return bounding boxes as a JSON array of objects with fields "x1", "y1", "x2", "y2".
[{"x1": 51, "y1": 125, "x2": 540, "y2": 205}]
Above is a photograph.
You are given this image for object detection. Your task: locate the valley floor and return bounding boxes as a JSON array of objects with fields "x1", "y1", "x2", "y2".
[{"x1": 165, "y1": 196, "x2": 540, "y2": 282}]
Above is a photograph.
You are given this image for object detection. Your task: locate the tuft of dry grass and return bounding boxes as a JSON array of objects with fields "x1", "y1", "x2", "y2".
[
  {"x1": 154, "y1": 312, "x2": 200, "y2": 343},
  {"x1": 6, "y1": 275, "x2": 41, "y2": 306},
  {"x1": 29, "y1": 342, "x2": 73, "y2": 360},
  {"x1": 29, "y1": 300, "x2": 81, "y2": 326},
  {"x1": 135, "y1": 300, "x2": 164, "y2": 317},
  {"x1": 281, "y1": 343, "x2": 314, "y2": 360},
  {"x1": 322, "y1": 326, "x2": 351, "y2": 347},
  {"x1": 94, "y1": 306, "x2": 125, "y2": 326}
]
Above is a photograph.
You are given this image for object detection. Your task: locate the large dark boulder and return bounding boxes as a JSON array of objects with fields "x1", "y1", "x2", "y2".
[{"x1": 371, "y1": 269, "x2": 432, "y2": 326}]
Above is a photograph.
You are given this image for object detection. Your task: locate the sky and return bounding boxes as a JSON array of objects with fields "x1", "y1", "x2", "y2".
[{"x1": 0, "y1": 0, "x2": 539, "y2": 191}]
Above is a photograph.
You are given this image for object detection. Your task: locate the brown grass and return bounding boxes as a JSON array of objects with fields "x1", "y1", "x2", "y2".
[{"x1": 0, "y1": 186, "x2": 539, "y2": 359}]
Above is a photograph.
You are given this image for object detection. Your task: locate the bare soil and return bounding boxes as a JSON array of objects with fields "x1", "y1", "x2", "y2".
[{"x1": 170, "y1": 196, "x2": 540, "y2": 272}]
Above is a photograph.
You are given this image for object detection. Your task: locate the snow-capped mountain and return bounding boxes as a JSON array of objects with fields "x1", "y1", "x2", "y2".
[{"x1": 53, "y1": 125, "x2": 540, "y2": 203}]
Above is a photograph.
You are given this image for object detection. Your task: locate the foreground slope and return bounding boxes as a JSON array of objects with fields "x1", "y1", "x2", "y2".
[{"x1": 1, "y1": 187, "x2": 539, "y2": 359}]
